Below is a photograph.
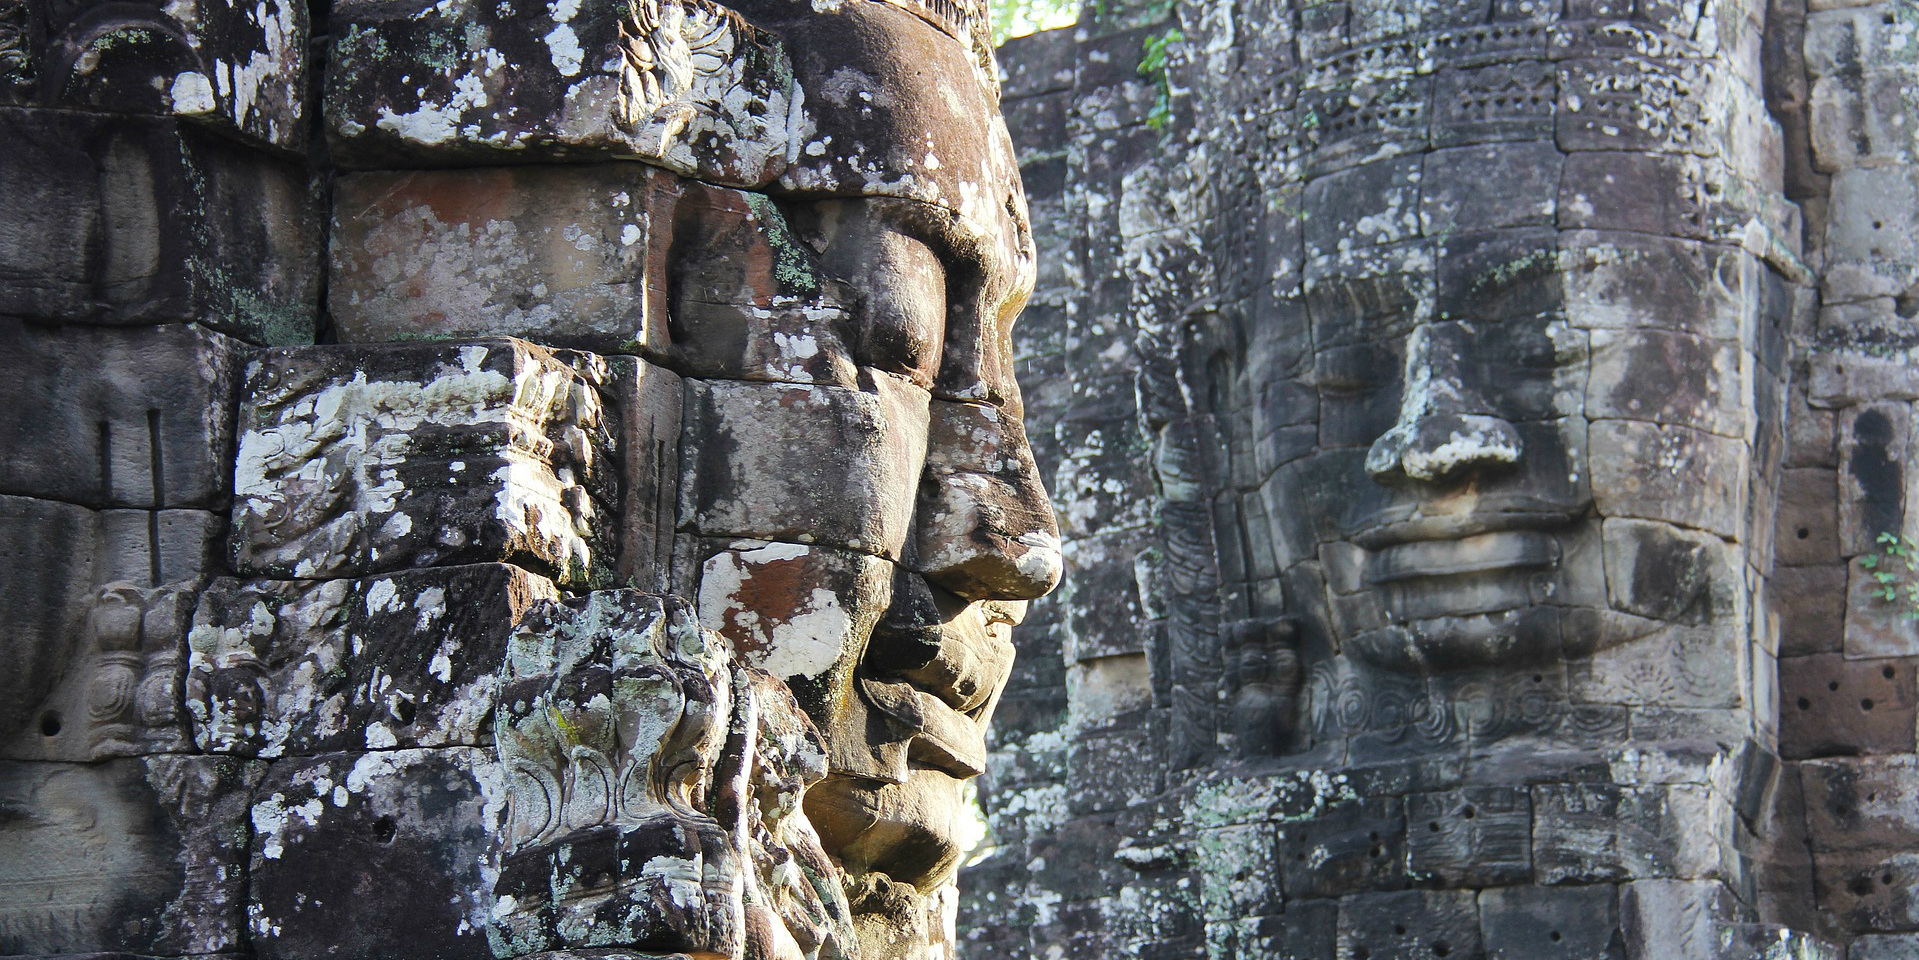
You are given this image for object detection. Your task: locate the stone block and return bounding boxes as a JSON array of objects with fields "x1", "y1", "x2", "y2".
[
  {"x1": 1196, "y1": 822, "x2": 1281, "y2": 921},
  {"x1": 246, "y1": 748, "x2": 499, "y2": 960},
  {"x1": 1838, "y1": 404, "x2": 1912, "y2": 557},
  {"x1": 0, "y1": 496, "x2": 100, "y2": 743},
  {"x1": 1431, "y1": 60, "x2": 1556, "y2": 146},
  {"x1": 1823, "y1": 167, "x2": 1919, "y2": 304},
  {"x1": 1421, "y1": 141, "x2": 1562, "y2": 234},
  {"x1": 325, "y1": 0, "x2": 799, "y2": 185},
  {"x1": 1278, "y1": 796, "x2": 1408, "y2": 899},
  {"x1": 230, "y1": 340, "x2": 619, "y2": 585},
  {"x1": 1800, "y1": 756, "x2": 1919, "y2": 854},
  {"x1": 1206, "y1": 902, "x2": 1335, "y2": 960},
  {"x1": 696, "y1": 539, "x2": 888, "y2": 717},
  {"x1": 1846, "y1": 557, "x2": 1919, "y2": 660},
  {"x1": 1570, "y1": 624, "x2": 1745, "y2": 710},
  {"x1": 4, "y1": 579, "x2": 197, "y2": 763},
  {"x1": 93, "y1": 510, "x2": 224, "y2": 587},
  {"x1": 1478, "y1": 884, "x2": 1622, "y2": 960},
  {"x1": 1560, "y1": 232, "x2": 1755, "y2": 342},
  {"x1": 1854, "y1": 934, "x2": 1919, "y2": 960},
  {"x1": 1776, "y1": 469, "x2": 1842, "y2": 567},
  {"x1": 329, "y1": 167, "x2": 858, "y2": 371},
  {"x1": 1779, "y1": 653, "x2": 1917, "y2": 759},
  {"x1": 187, "y1": 565, "x2": 557, "y2": 757},
  {"x1": 1809, "y1": 67, "x2": 1919, "y2": 172},
  {"x1": 1590, "y1": 420, "x2": 1746, "y2": 540},
  {"x1": 1600, "y1": 519, "x2": 1737, "y2": 625},
  {"x1": 0, "y1": 0, "x2": 306, "y2": 149},
  {"x1": 1067, "y1": 715, "x2": 1166, "y2": 815},
  {"x1": 1336, "y1": 889, "x2": 1482, "y2": 960},
  {"x1": 1532, "y1": 782, "x2": 1726, "y2": 884},
  {"x1": 608, "y1": 356, "x2": 683, "y2": 593},
  {"x1": 0, "y1": 110, "x2": 319, "y2": 340},
  {"x1": 0, "y1": 756, "x2": 261, "y2": 956},
  {"x1": 683, "y1": 373, "x2": 928, "y2": 561},
  {"x1": 1585, "y1": 328, "x2": 1742, "y2": 436},
  {"x1": 1406, "y1": 786, "x2": 1532, "y2": 887},
  {"x1": 1060, "y1": 530, "x2": 1151, "y2": 663},
  {"x1": 1774, "y1": 564, "x2": 1846, "y2": 657},
  {"x1": 1301, "y1": 156, "x2": 1422, "y2": 262},
  {"x1": 1617, "y1": 880, "x2": 1744, "y2": 960}
]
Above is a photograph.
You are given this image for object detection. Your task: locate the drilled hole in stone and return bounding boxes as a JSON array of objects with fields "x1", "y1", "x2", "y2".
[
  {"x1": 371, "y1": 815, "x2": 398, "y2": 844},
  {"x1": 1393, "y1": 925, "x2": 1407, "y2": 936},
  {"x1": 1531, "y1": 674, "x2": 1543, "y2": 683},
  {"x1": 1797, "y1": 528, "x2": 1811, "y2": 540},
  {"x1": 1863, "y1": 698, "x2": 1876, "y2": 711},
  {"x1": 1797, "y1": 697, "x2": 1812, "y2": 710},
  {"x1": 38, "y1": 711, "x2": 60, "y2": 737},
  {"x1": 1428, "y1": 821, "x2": 1441, "y2": 832},
  {"x1": 1870, "y1": 792, "x2": 1879, "y2": 802},
  {"x1": 1433, "y1": 944, "x2": 1451, "y2": 958},
  {"x1": 1886, "y1": 872, "x2": 1897, "y2": 886},
  {"x1": 1830, "y1": 681, "x2": 1841, "y2": 692},
  {"x1": 1462, "y1": 806, "x2": 1476, "y2": 819},
  {"x1": 1850, "y1": 875, "x2": 1875, "y2": 896},
  {"x1": 1885, "y1": 665, "x2": 1898, "y2": 679},
  {"x1": 1550, "y1": 931, "x2": 1563, "y2": 943},
  {"x1": 1370, "y1": 846, "x2": 1385, "y2": 858},
  {"x1": 1355, "y1": 949, "x2": 1371, "y2": 960}
]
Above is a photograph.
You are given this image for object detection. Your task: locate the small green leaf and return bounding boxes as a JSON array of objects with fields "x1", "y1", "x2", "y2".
[{"x1": 1864, "y1": 554, "x2": 1880, "y2": 569}]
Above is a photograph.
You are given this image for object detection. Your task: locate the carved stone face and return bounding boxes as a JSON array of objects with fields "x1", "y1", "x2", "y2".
[
  {"x1": 1236, "y1": 226, "x2": 1775, "y2": 676},
  {"x1": 678, "y1": 0, "x2": 1060, "y2": 897}
]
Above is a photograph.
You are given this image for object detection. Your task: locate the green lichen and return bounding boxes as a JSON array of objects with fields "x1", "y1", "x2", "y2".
[{"x1": 742, "y1": 193, "x2": 822, "y2": 300}]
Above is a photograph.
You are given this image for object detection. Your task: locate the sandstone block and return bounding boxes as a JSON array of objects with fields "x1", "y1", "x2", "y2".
[
  {"x1": 230, "y1": 340, "x2": 618, "y2": 584},
  {"x1": 0, "y1": 496, "x2": 99, "y2": 743},
  {"x1": 0, "y1": 756, "x2": 261, "y2": 956},
  {"x1": 1776, "y1": 469, "x2": 1842, "y2": 567},
  {"x1": 1773, "y1": 564, "x2": 1846, "y2": 657},
  {"x1": 1431, "y1": 60, "x2": 1556, "y2": 146},
  {"x1": 1478, "y1": 884, "x2": 1620, "y2": 960},
  {"x1": 1585, "y1": 328, "x2": 1742, "y2": 436},
  {"x1": 1532, "y1": 782, "x2": 1726, "y2": 884},
  {"x1": 1589, "y1": 420, "x2": 1746, "y2": 539},
  {"x1": 325, "y1": 0, "x2": 799, "y2": 185},
  {"x1": 1276, "y1": 795, "x2": 1408, "y2": 899},
  {"x1": 0, "y1": 0, "x2": 305, "y2": 149},
  {"x1": 1845, "y1": 557, "x2": 1919, "y2": 660},
  {"x1": 0, "y1": 110, "x2": 319, "y2": 340},
  {"x1": 1780, "y1": 654, "x2": 1917, "y2": 759},
  {"x1": 682, "y1": 373, "x2": 928, "y2": 561},
  {"x1": 187, "y1": 565, "x2": 558, "y2": 758},
  {"x1": 1301, "y1": 156, "x2": 1422, "y2": 262},
  {"x1": 1406, "y1": 786, "x2": 1533, "y2": 887},
  {"x1": 1601, "y1": 519, "x2": 1736, "y2": 625},
  {"x1": 1823, "y1": 167, "x2": 1919, "y2": 304},
  {"x1": 1195, "y1": 822, "x2": 1280, "y2": 921},
  {"x1": 1837, "y1": 403, "x2": 1911, "y2": 557},
  {"x1": 1421, "y1": 142, "x2": 1562, "y2": 234},
  {"x1": 1336, "y1": 889, "x2": 1482, "y2": 960},
  {"x1": 246, "y1": 748, "x2": 499, "y2": 960},
  {"x1": 1559, "y1": 232, "x2": 1755, "y2": 342}
]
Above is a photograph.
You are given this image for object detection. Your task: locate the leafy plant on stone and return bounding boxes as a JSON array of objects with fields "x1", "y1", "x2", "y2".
[
  {"x1": 1138, "y1": 26, "x2": 1183, "y2": 130},
  {"x1": 1862, "y1": 531, "x2": 1919, "y2": 620}
]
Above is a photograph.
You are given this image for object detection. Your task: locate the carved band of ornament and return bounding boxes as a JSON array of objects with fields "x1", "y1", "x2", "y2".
[{"x1": 0, "y1": 0, "x2": 30, "y2": 89}]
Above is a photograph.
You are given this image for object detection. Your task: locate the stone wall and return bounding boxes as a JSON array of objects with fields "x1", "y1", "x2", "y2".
[{"x1": 970, "y1": 1, "x2": 1919, "y2": 957}]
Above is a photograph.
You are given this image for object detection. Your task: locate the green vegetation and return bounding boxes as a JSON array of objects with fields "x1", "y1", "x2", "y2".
[
  {"x1": 1138, "y1": 25, "x2": 1182, "y2": 129},
  {"x1": 992, "y1": 0, "x2": 1079, "y2": 44},
  {"x1": 1863, "y1": 531, "x2": 1919, "y2": 620}
]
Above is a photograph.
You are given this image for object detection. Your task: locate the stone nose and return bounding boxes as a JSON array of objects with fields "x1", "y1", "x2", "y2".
[
  {"x1": 1364, "y1": 412, "x2": 1523, "y2": 484},
  {"x1": 1364, "y1": 322, "x2": 1523, "y2": 485},
  {"x1": 911, "y1": 399, "x2": 1063, "y2": 601}
]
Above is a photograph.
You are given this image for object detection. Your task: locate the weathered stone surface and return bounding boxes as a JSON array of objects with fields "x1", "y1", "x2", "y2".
[
  {"x1": 230, "y1": 339, "x2": 618, "y2": 584},
  {"x1": 1479, "y1": 884, "x2": 1621, "y2": 960},
  {"x1": 492, "y1": 589, "x2": 855, "y2": 958},
  {"x1": 245, "y1": 747, "x2": 499, "y2": 960},
  {"x1": 1532, "y1": 782, "x2": 1725, "y2": 884},
  {"x1": 0, "y1": 109, "x2": 319, "y2": 341},
  {"x1": 0, "y1": 495, "x2": 99, "y2": 744},
  {"x1": 0, "y1": 756, "x2": 261, "y2": 957},
  {"x1": 1781, "y1": 654, "x2": 1917, "y2": 759},
  {"x1": 0, "y1": 0, "x2": 306, "y2": 149},
  {"x1": 0, "y1": 320, "x2": 241, "y2": 509},
  {"x1": 187, "y1": 565, "x2": 558, "y2": 757},
  {"x1": 682, "y1": 373, "x2": 928, "y2": 560},
  {"x1": 325, "y1": 0, "x2": 800, "y2": 184}
]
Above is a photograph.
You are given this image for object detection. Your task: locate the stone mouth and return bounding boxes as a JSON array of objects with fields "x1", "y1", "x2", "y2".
[
  {"x1": 1364, "y1": 529, "x2": 1559, "y2": 584},
  {"x1": 1348, "y1": 503, "x2": 1584, "y2": 551}
]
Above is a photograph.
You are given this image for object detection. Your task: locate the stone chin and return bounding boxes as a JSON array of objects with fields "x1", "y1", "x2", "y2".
[
  {"x1": 804, "y1": 767, "x2": 970, "y2": 890},
  {"x1": 1347, "y1": 604, "x2": 1566, "y2": 671}
]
